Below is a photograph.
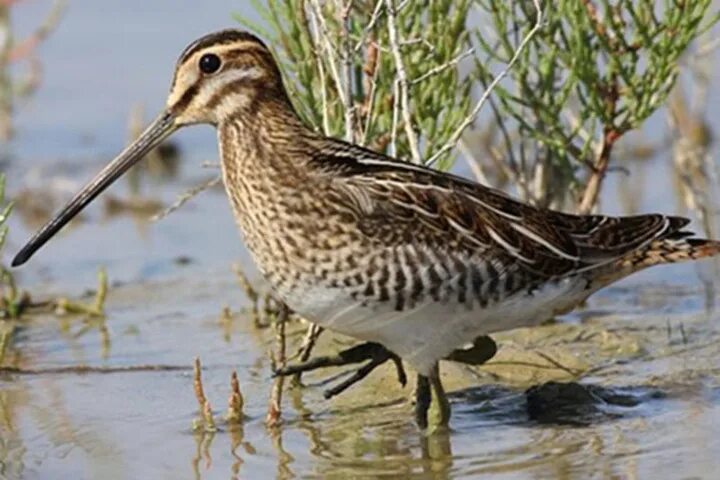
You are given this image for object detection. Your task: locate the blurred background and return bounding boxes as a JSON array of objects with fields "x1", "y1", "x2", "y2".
[
  {"x1": 4, "y1": 0, "x2": 256, "y2": 290},
  {"x1": 2, "y1": 1, "x2": 720, "y2": 479}
]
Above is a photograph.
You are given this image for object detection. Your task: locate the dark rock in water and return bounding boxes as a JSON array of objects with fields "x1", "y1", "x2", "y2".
[
  {"x1": 525, "y1": 381, "x2": 658, "y2": 425},
  {"x1": 174, "y1": 255, "x2": 193, "y2": 266}
]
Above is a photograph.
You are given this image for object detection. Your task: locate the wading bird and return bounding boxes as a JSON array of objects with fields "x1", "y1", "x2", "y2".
[{"x1": 13, "y1": 30, "x2": 720, "y2": 430}]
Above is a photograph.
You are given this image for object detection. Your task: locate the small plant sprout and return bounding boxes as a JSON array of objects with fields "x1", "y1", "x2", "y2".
[
  {"x1": 0, "y1": 326, "x2": 11, "y2": 365},
  {"x1": 193, "y1": 356, "x2": 208, "y2": 410},
  {"x1": 0, "y1": 173, "x2": 24, "y2": 319},
  {"x1": 266, "y1": 305, "x2": 289, "y2": 428},
  {"x1": 53, "y1": 267, "x2": 108, "y2": 317},
  {"x1": 226, "y1": 370, "x2": 245, "y2": 423},
  {"x1": 202, "y1": 400, "x2": 217, "y2": 433},
  {"x1": 192, "y1": 357, "x2": 219, "y2": 433}
]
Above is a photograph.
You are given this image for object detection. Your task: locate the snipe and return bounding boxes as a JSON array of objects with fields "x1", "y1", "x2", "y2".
[{"x1": 13, "y1": 30, "x2": 720, "y2": 430}]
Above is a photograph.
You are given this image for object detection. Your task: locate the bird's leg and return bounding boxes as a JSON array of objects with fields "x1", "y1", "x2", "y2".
[
  {"x1": 429, "y1": 363, "x2": 451, "y2": 428},
  {"x1": 412, "y1": 337, "x2": 495, "y2": 431},
  {"x1": 415, "y1": 374, "x2": 431, "y2": 430},
  {"x1": 273, "y1": 341, "x2": 383, "y2": 376},
  {"x1": 319, "y1": 346, "x2": 406, "y2": 399},
  {"x1": 275, "y1": 334, "x2": 494, "y2": 420},
  {"x1": 274, "y1": 341, "x2": 407, "y2": 398},
  {"x1": 415, "y1": 363, "x2": 451, "y2": 431},
  {"x1": 322, "y1": 353, "x2": 390, "y2": 399}
]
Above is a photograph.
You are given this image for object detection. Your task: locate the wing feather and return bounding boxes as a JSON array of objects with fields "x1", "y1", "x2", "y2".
[{"x1": 309, "y1": 139, "x2": 690, "y2": 278}]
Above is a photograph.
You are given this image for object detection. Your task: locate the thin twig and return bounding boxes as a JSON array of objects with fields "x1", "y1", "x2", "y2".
[
  {"x1": 533, "y1": 351, "x2": 587, "y2": 378},
  {"x1": 151, "y1": 175, "x2": 222, "y2": 222},
  {"x1": 340, "y1": 0, "x2": 355, "y2": 141},
  {"x1": 361, "y1": 40, "x2": 381, "y2": 146},
  {"x1": 353, "y1": 0, "x2": 385, "y2": 53},
  {"x1": 318, "y1": 45, "x2": 331, "y2": 135},
  {"x1": 308, "y1": 3, "x2": 331, "y2": 135},
  {"x1": 385, "y1": 0, "x2": 422, "y2": 163},
  {"x1": 292, "y1": 323, "x2": 324, "y2": 384},
  {"x1": 0, "y1": 364, "x2": 191, "y2": 375},
  {"x1": 309, "y1": 0, "x2": 347, "y2": 107},
  {"x1": 426, "y1": 0, "x2": 543, "y2": 166},
  {"x1": 411, "y1": 47, "x2": 475, "y2": 85},
  {"x1": 9, "y1": 0, "x2": 66, "y2": 62},
  {"x1": 458, "y1": 138, "x2": 491, "y2": 185},
  {"x1": 577, "y1": 127, "x2": 620, "y2": 214},
  {"x1": 390, "y1": 78, "x2": 401, "y2": 157}
]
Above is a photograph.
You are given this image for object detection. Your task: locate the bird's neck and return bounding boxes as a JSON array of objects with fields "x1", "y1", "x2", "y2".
[
  {"x1": 219, "y1": 97, "x2": 314, "y2": 174},
  {"x1": 217, "y1": 97, "x2": 319, "y2": 224},
  {"x1": 216, "y1": 98, "x2": 325, "y2": 278}
]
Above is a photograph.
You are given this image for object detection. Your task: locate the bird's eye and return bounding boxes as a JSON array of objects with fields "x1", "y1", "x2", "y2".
[{"x1": 199, "y1": 53, "x2": 222, "y2": 74}]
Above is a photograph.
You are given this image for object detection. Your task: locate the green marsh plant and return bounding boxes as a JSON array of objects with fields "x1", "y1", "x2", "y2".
[
  {"x1": 0, "y1": 0, "x2": 66, "y2": 141},
  {"x1": 472, "y1": 0, "x2": 719, "y2": 211},
  {"x1": 236, "y1": 0, "x2": 718, "y2": 212},
  {"x1": 0, "y1": 173, "x2": 22, "y2": 319},
  {"x1": 237, "y1": 0, "x2": 480, "y2": 170}
]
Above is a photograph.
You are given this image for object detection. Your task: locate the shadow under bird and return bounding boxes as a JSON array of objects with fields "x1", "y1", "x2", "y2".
[{"x1": 12, "y1": 29, "x2": 720, "y2": 430}]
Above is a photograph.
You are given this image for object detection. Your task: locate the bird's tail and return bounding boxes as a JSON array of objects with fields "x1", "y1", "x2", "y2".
[{"x1": 618, "y1": 237, "x2": 720, "y2": 270}]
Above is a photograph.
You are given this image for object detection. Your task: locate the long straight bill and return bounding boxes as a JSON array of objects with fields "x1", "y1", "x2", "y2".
[{"x1": 12, "y1": 111, "x2": 178, "y2": 267}]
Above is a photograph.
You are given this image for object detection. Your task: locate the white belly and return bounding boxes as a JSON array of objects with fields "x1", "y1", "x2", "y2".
[{"x1": 282, "y1": 277, "x2": 591, "y2": 375}]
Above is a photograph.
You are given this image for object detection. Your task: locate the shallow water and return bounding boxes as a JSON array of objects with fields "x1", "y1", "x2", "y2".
[
  {"x1": 3, "y1": 275, "x2": 720, "y2": 479},
  {"x1": 2, "y1": 2, "x2": 720, "y2": 479}
]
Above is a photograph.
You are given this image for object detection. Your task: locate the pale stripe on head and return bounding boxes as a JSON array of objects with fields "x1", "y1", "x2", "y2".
[{"x1": 166, "y1": 30, "x2": 286, "y2": 125}]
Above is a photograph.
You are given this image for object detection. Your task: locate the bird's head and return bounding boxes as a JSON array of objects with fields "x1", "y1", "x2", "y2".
[
  {"x1": 12, "y1": 29, "x2": 289, "y2": 267},
  {"x1": 168, "y1": 29, "x2": 288, "y2": 126}
]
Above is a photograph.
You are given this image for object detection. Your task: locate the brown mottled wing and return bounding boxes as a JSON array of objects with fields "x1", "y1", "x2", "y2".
[
  {"x1": 548, "y1": 211, "x2": 691, "y2": 259},
  {"x1": 312, "y1": 141, "x2": 689, "y2": 278}
]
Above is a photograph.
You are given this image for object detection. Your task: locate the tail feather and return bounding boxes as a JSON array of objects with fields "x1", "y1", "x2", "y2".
[{"x1": 619, "y1": 237, "x2": 720, "y2": 269}]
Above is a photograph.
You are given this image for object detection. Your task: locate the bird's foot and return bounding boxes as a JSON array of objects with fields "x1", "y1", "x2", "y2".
[
  {"x1": 445, "y1": 335, "x2": 497, "y2": 365},
  {"x1": 273, "y1": 341, "x2": 407, "y2": 399},
  {"x1": 274, "y1": 335, "x2": 495, "y2": 425},
  {"x1": 415, "y1": 374, "x2": 431, "y2": 430},
  {"x1": 414, "y1": 336, "x2": 495, "y2": 432}
]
